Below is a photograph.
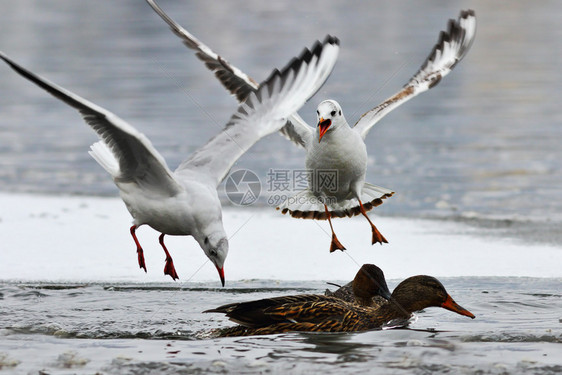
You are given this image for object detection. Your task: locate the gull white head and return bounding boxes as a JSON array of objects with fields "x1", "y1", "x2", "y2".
[
  {"x1": 316, "y1": 100, "x2": 345, "y2": 142},
  {"x1": 199, "y1": 231, "x2": 229, "y2": 287}
]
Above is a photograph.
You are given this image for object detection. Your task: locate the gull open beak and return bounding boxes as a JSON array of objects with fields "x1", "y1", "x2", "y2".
[
  {"x1": 318, "y1": 117, "x2": 332, "y2": 142},
  {"x1": 441, "y1": 294, "x2": 475, "y2": 319},
  {"x1": 216, "y1": 265, "x2": 225, "y2": 287}
]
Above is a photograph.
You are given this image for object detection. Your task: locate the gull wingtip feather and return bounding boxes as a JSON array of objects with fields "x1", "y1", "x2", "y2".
[{"x1": 353, "y1": 9, "x2": 477, "y2": 139}]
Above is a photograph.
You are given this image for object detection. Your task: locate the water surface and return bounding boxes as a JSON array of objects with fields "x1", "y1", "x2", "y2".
[{"x1": 1, "y1": 278, "x2": 561, "y2": 374}]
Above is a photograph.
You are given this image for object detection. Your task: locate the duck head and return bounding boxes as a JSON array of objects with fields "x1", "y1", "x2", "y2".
[
  {"x1": 391, "y1": 275, "x2": 475, "y2": 319},
  {"x1": 352, "y1": 264, "x2": 392, "y2": 305}
]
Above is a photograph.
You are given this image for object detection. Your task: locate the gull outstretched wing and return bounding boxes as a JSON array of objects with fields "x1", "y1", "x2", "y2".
[
  {"x1": 176, "y1": 36, "x2": 339, "y2": 185},
  {"x1": 145, "y1": 0, "x2": 322, "y2": 148},
  {"x1": 354, "y1": 10, "x2": 476, "y2": 139},
  {"x1": 0, "y1": 52, "x2": 181, "y2": 196}
]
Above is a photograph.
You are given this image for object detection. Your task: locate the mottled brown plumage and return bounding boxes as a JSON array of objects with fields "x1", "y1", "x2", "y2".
[
  {"x1": 208, "y1": 275, "x2": 475, "y2": 337},
  {"x1": 205, "y1": 265, "x2": 391, "y2": 327}
]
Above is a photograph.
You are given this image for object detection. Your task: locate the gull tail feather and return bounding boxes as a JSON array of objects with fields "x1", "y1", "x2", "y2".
[{"x1": 277, "y1": 183, "x2": 394, "y2": 220}]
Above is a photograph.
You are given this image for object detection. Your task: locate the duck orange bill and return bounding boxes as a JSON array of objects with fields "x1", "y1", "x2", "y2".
[
  {"x1": 441, "y1": 295, "x2": 475, "y2": 319},
  {"x1": 318, "y1": 118, "x2": 332, "y2": 142},
  {"x1": 216, "y1": 266, "x2": 225, "y2": 287}
]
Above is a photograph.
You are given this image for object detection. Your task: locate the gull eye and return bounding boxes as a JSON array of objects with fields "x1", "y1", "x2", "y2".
[
  {"x1": 316, "y1": 110, "x2": 320, "y2": 115},
  {"x1": 204, "y1": 237, "x2": 209, "y2": 245},
  {"x1": 339, "y1": 110, "x2": 341, "y2": 116},
  {"x1": 331, "y1": 110, "x2": 336, "y2": 116}
]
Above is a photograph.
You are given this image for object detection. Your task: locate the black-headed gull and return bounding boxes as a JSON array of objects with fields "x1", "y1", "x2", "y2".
[
  {"x1": 145, "y1": 2, "x2": 476, "y2": 251},
  {"x1": 0, "y1": 36, "x2": 339, "y2": 285}
]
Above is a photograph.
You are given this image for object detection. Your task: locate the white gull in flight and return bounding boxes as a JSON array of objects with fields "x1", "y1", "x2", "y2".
[
  {"x1": 0, "y1": 36, "x2": 339, "y2": 284},
  {"x1": 145, "y1": 2, "x2": 476, "y2": 252}
]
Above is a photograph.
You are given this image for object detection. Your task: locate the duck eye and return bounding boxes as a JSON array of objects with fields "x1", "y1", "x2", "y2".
[
  {"x1": 331, "y1": 110, "x2": 336, "y2": 116},
  {"x1": 316, "y1": 110, "x2": 320, "y2": 115},
  {"x1": 204, "y1": 237, "x2": 209, "y2": 245}
]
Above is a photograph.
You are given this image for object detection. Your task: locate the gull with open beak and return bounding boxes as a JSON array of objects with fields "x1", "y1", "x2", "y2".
[
  {"x1": 0, "y1": 35, "x2": 339, "y2": 284},
  {"x1": 144, "y1": 0, "x2": 476, "y2": 252}
]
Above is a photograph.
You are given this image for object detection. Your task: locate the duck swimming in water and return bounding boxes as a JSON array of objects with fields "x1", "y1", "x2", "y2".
[
  {"x1": 205, "y1": 264, "x2": 391, "y2": 328},
  {"x1": 206, "y1": 275, "x2": 474, "y2": 337}
]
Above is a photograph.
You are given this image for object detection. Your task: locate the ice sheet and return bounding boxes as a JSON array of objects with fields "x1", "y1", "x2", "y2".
[{"x1": 0, "y1": 193, "x2": 560, "y2": 284}]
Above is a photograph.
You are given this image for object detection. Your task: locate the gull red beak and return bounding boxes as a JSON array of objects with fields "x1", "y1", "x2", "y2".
[
  {"x1": 441, "y1": 294, "x2": 475, "y2": 319},
  {"x1": 318, "y1": 118, "x2": 331, "y2": 142},
  {"x1": 216, "y1": 265, "x2": 225, "y2": 287}
]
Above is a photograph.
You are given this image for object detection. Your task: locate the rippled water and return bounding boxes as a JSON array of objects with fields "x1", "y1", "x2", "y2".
[{"x1": 1, "y1": 278, "x2": 560, "y2": 374}]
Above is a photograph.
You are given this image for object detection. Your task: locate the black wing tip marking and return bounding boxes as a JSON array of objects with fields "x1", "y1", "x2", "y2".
[
  {"x1": 410, "y1": 9, "x2": 476, "y2": 89},
  {"x1": 0, "y1": 51, "x2": 12, "y2": 65},
  {"x1": 433, "y1": 9, "x2": 476, "y2": 62},
  {"x1": 299, "y1": 34, "x2": 340, "y2": 62},
  {"x1": 146, "y1": 0, "x2": 260, "y2": 101},
  {"x1": 1, "y1": 52, "x2": 33, "y2": 83},
  {"x1": 226, "y1": 34, "x2": 338, "y2": 128},
  {"x1": 323, "y1": 34, "x2": 340, "y2": 47},
  {"x1": 459, "y1": 9, "x2": 476, "y2": 19},
  {"x1": 0, "y1": 52, "x2": 98, "y2": 117},
  {"x1": 262, "y1": 34, "x2": 338, "y2": 93},
  {"x1": 1, "y1": 52, "x2": 153, "y2": 181}
]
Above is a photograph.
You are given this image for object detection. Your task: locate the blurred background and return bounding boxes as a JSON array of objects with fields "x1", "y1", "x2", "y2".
[{"x1": 1, "y1": 0, "x2": 561, "y2": 238}]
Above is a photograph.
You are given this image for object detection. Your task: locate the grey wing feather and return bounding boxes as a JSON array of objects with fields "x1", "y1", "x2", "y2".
[
  {"x1": 0, "y1": 51, "x2": 181, "y2": 196},
  {"x1": 354, "y1": 9, "x2": 476, "y2": 139},
  {"x1": 176, "y1": 36, "x2": 340, "y2": 186},
  {"x1": 145, "y1": 0, "x2": 258, "y2": 102},
  {"x1": 145, "y1": 0, "x2": 315, "y2": 148},
  {"x1": 279, "y1": 114, "x2": 312, "y2": 148}
]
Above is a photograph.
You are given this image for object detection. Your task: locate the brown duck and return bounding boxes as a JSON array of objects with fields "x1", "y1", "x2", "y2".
[
  {"x1": 325, "y1": 264, "x2": 391, "y2": 307},
  {"x1": 206, "y1": 275, "x2": 475, "y2": 337}
]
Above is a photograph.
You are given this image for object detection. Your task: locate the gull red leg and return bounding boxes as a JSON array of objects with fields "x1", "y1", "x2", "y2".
[
  {"x1": 324, "y1": 204, "x2": 346, "y2": 253},
  {"x1": 130, "y1": 225, "x2": 147, "y2": 272},
  {"x1": 358, "y1": 200, "x2": 388, "y2": 245},
  {"x1": 159, "y1": 234, "x2": 179, "y2": 280}
]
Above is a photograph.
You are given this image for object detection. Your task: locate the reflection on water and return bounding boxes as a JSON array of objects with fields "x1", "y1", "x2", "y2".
[
  {"x1": 0, "y1": 277, "x2": 560, "y2": 374},
  {"x1": 0, "y1": 1, "x2": 561, "y2": 228}
]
